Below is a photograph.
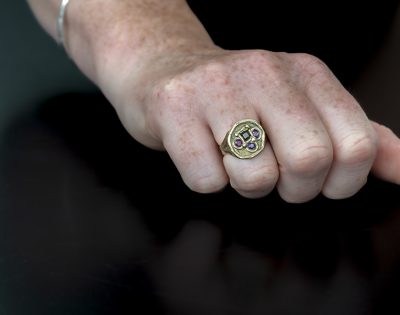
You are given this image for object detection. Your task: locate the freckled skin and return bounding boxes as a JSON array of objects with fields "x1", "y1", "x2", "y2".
[{"x1": 27, "y1": 0, "x2": 400, "y2": 201}]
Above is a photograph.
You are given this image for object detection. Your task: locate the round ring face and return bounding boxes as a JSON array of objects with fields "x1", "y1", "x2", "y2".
[{"x1": 221, "y1": 119, "x2": 266, "y2": 159}]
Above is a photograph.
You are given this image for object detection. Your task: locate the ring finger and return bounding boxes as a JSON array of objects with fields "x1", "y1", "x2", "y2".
[{"x1": 205, "y1": 101, "x2": 279, "y2": 198}]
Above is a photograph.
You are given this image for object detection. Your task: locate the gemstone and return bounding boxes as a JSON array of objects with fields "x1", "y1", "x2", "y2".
[
  {"x1": 234, "y1": 138, "x2": 243, "y2": 148},
  {"x1": 241, "y1": 131, "x2": 251, "y2": 141},
  {"x1": 252, "y1": 129, "x2": 260, "y2": 138},
  {"x1": 247, "y1": 142, "x2": 256, "y2": 150}
]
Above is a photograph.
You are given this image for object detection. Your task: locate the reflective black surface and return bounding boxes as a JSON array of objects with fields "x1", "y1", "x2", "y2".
[
  {"x1": 2, "y1": 1, "x2": 400, "y2": 314},
  {"x1": 1, "y1": 94, "x2": 400, "y2": 315}
]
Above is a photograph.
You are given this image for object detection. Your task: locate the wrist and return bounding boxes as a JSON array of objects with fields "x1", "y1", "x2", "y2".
[{"x1": 63, "y1": 0, "x2": 218, "y2": 87}]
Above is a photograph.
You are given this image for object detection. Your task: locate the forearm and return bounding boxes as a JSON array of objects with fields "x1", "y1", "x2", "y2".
[{"x1": 26, "y1": 0, "x2": 216, "y2": 85}]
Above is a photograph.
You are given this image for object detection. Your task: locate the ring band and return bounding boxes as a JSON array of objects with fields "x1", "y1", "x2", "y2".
[{"x1": 220, "y1": 119, "x2": 266, "y2": 159}]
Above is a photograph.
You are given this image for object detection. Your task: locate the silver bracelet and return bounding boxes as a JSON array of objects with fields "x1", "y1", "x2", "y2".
[{"x1": 56, "y1": 0, "x2": 71, "y2": 47}]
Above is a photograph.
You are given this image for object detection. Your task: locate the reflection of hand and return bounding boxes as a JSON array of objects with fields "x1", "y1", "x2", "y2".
[
  {"x1": 153, "y1": 221, "x2": 369, "y2": 314},
  {"x1": 103, "y1": 48, "x2": 400, "y2": 202}
]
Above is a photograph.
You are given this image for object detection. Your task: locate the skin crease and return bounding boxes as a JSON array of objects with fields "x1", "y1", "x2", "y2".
[{"x1": 27, "y1": 0, "x2": 400, "y2": 202}]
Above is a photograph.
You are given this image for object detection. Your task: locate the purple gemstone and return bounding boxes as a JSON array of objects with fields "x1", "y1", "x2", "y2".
[
  {"x1": 234, "y1": 138, "x2": 243, "y2": 148},
  {"x1": 252, "y1": 129, "x2": 260, "y2": 138},
  {"x1": 247, "y1": 142, "x2": 256, "y2": 150}
]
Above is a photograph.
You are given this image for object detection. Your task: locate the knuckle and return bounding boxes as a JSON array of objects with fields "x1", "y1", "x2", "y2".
[
  {"x1": 285, "y1": 145, "x2": 333, "y2": 175},
  {"x1": 150, "y1": 77, "x2": 196, "y2": 122},
  {"x1": 245, "y1": 50, "x2": 272, "y2": 64},
  {"x1": 232, "y1": 165, "x2": 279, "y2": 192},
  {"x1": 244, "y1": 50, "x2": 282, "y2": 73},
  {"x1": 323, "y1": 178, "x2": 368, "y2": 200},
  {"x1": 239, "y1": 50, "x2": 299, "y2": 88},
  {"x1": 199, "y1": 61, "x2": 234, "y2": 88},
  {"x1": 279, "y1": 193, "x2": 316, "y2": 204},
  {"x1": 336, "y1": 132, "x2": 378, "y2": 166},
  {"x1": 296, "y1": 53, "x2": 328, "y2": 72},
  {"x1": 235, "y1": 50, "x2": 275, "y2": 72},
  {"x1": 202, "y1": 60, "x2": 228, "y2": 76},
  {"x1": 294, "y1": 53, "x2": 331, "y2": 83},
  {"x1": 153, "y1": 77, "x2": 188, "y2": 104},
  {"x1": 188, "y1": 173, "x2": 227, "y2": 194}
]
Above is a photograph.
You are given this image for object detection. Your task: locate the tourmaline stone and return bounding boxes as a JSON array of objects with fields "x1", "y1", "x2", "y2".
[
  {"x1": 252, "y1": 129, "x2": 260, "y2": 138},
  {"x1": 234, "y1": 138, "x2": 243, "y2": 148},
  {"x1": 247, "y1": 142, "x2": 256, "y2": 150}
]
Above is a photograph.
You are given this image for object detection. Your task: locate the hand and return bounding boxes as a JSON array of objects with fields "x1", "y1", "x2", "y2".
[
  {"x1": 26, "y1": 0, "x2": 399, "y2": 202},
  {"x1": 100, "y1": 47, "x2": 400, "y2": 202}
]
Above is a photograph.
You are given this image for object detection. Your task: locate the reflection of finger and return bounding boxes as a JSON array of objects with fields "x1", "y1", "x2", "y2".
[
  {"x1": 162, "y1": 119, "x2": 228, "y2": 193},
  {"x1": 256, "y1": 88, "x2": 333, "y2": 203},
  {"x1": 206, "y1": 106, "x2": 279, "y2": 198},
  {"x1": 154, "y1": 221, "x2": 228, "y2": 314},
  {"x1": 161, "y1": 221, "x2": 222, "y2": 277},
  {"x1": 371, "y1": 122, "x2": 400, "y2": 184},
  {"x1": 305, "y1": 66, "x2": 377, "y2": 199}
]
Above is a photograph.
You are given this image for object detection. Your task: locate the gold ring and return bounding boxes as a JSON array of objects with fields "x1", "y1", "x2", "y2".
[{"x1": 220, "y1": 119, "x2": 266, "y2": 159}]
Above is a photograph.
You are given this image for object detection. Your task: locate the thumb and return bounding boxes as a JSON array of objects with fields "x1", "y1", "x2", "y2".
[{"x1": 371, "y1": 121, "x2": 400, "y2": 185}]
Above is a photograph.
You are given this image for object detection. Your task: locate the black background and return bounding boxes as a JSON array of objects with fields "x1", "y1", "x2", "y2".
[{"x1": 1, "y1": 2, "x2": 400, "y2": 314}]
